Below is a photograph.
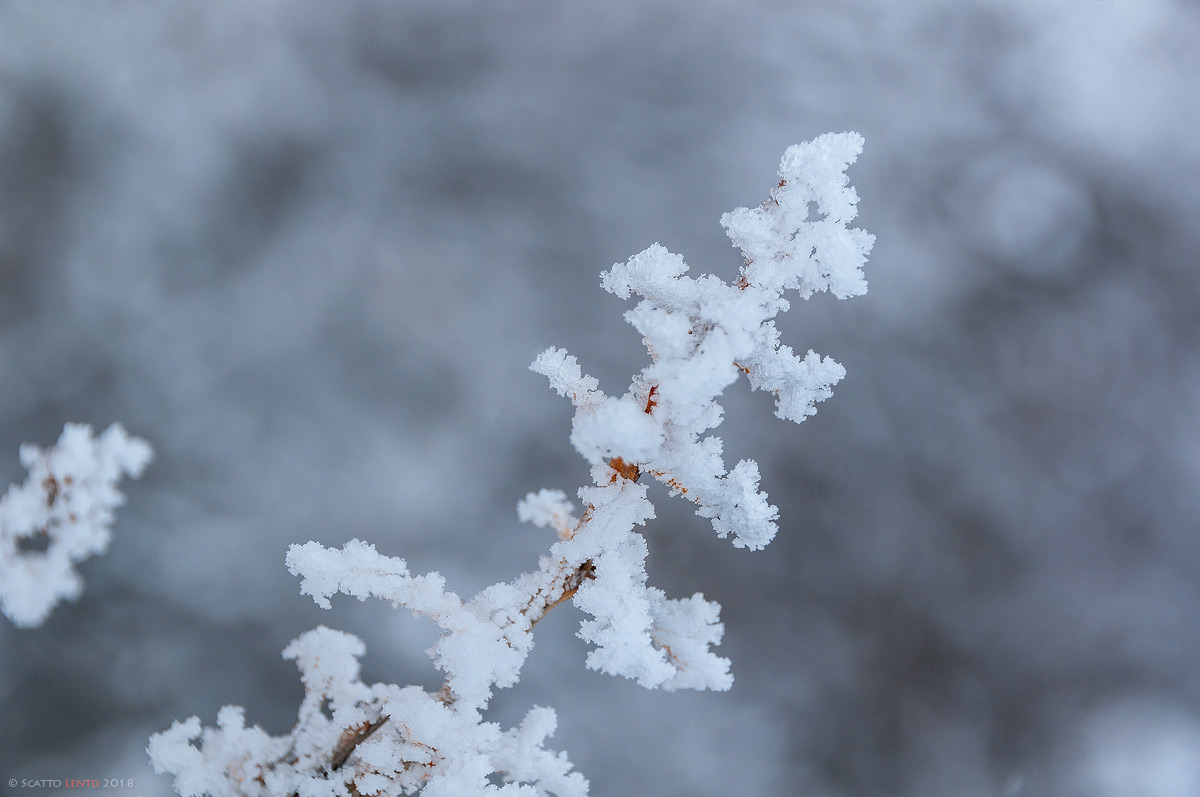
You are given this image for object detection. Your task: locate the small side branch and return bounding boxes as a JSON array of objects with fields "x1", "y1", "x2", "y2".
[
  {"x1": 331, "y1": 715, "x2": 390, "y2": 771},
  {"x1": 528, "y1": 559, "x2": 596, "y2": 628}
]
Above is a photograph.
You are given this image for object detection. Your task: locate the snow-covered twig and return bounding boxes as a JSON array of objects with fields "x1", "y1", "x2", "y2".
[
  {"x1": 0, "y1": 423, "x2": 152, "y2": 628},
  {"x1": 149, "y1": 133, "x2": 873, "y2": 796}
]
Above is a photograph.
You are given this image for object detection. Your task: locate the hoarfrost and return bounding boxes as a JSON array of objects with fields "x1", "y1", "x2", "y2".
[
  {"x1": 0, "y1": 423, "x2": 152, "y2": 628},
  {"x1": 151, "y1": 136, "x2": 871, "y2": 795}
]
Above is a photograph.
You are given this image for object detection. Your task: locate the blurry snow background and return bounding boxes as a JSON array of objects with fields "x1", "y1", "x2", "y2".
[{"x1": 1, "y1": 1, "x2": 1199, "y2": 795}]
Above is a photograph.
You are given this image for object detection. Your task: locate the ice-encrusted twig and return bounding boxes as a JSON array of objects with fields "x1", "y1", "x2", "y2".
[
  {"x1": 149, "y1": 133, "x2": 872, "y2": 797},
  {"x1": 0, "y1": 423, "x2": 152, "y2": 628}
]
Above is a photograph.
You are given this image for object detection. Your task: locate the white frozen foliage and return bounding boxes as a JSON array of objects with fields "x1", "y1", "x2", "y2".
[
  {"x1": 0, "y1": 423, "x2": 153, "y2": 628},
  {"x1": 149, "y1": 133, "x2": 874, "y2": 796}
]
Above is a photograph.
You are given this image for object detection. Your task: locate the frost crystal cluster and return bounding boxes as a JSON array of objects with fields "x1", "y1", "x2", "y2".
[
  {"x1": 0, "y1": 423, "x2": 152, "y2": 628},
  {"x1": 149, "y1": 133, "x2": 874, "y2": 796}
]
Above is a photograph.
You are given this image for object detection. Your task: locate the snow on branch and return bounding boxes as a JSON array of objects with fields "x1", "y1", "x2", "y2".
[
  {"x1": 529, "y1": 348, "x2": 604, "y2": 410},
  {"x1": 287, "y1": 540, "x2": 533, "y2": 711},
  {"x1": 517, "y1": 489, "x2": 578, "y2": 539},
  {"x1": 149, "y1": 135, "x2": 872, "y2": 796},
  {"x1": 722, "y1": 132, "x2": 873, "y2": 299},
  {"x1": 548, "y1": 131, "x2": 874, "y2": 550},
  {"x1": 149, "y1": 625, "x2": 587, "y2": 797},
  {"x1": 0, "y1": 423, "x2": 152, "y2": 628}
]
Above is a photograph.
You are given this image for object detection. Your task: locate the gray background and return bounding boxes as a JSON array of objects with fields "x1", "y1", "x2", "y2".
[{"x1": 1, "y1": 2, "x2": 1199, "y2": 795}]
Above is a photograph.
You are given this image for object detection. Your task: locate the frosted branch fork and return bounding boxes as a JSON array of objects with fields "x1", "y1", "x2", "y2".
[{"x1": 149, "y1": 133, "x2": 873, "y2": 797}]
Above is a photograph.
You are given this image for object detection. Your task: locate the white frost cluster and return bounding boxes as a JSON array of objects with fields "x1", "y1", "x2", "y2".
[
  {"x1": 149, "y1": 135, "x2": 871, "y2": 796},
  {"x1": 0, "y1": 423, "x2": 152, "y2": 628},
  {"x1": 516, "y1": 489, "x2": 577, "y2": 538},
  {"x1": 149, "y1": 626, "x2": 585, "y2": 797},
  {"x1": 545, "y1": 131, "x2": 874, "y2": 550}
]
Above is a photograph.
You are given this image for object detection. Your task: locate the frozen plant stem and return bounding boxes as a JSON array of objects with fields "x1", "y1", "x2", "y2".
[
  {"x1": 326, "y1": 461, "x2": 639, "y2": 775},
  {"x1": 149, "y1": 133, "x2": 874, "y2": 797}
]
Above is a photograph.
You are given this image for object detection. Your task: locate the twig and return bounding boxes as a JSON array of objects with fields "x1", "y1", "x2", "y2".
[{"x1": 320, "y1": 465, "x2": 639, "y2": 777}]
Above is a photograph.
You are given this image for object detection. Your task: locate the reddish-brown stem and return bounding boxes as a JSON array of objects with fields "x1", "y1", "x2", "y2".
[
  {"x1": 330, "y1": 716, "x2": 389, "y2": 771},
  {"x1": 527, "y1": 559, "x2": 596, "y2": 629}
]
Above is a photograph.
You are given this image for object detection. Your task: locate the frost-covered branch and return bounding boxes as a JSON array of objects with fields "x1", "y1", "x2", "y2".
[
  {"x1": 0, "y1": 423, "x2": 152, "y2": 628},
  {"x1": 582, "y1": 132, "x2": 874, "y2": 550},
  {"x1": 149, "y1": 133, "x2": 873, "y2": 796}
]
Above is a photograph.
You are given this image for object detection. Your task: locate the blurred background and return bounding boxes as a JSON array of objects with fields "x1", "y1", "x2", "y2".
[{"x1": 1, "y1": 1, "x2": 1198, "y2": 795}]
